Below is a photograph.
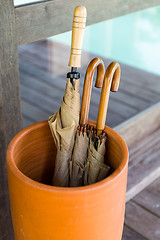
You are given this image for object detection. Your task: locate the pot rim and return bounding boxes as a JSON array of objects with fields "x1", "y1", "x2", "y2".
[{"x1": 7, "y1": 120, "x2": 128, "y2": 193}]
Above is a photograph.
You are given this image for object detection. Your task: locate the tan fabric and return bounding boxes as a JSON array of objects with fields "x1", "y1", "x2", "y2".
[
  {"x1": 84, "y1": 136, "x2": 110, "y2": 185},
  {"x1": 70, "y1": 131, "x2": 89, "y2": 187},
  {"x1": 48, "y1": 79, "x2": 80, "y2": 187}
]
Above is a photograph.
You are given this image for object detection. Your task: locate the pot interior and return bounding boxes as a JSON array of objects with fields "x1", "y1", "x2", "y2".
[
  {"x1": 13, "y1": 122, "x2": 56, "y2": 185},
  {"x1": 13, "y1": 121, "x2": 123, "y2": 185}
]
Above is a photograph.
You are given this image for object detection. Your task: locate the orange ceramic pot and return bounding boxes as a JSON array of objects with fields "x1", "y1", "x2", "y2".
[{"x1": 7, "y1": 120, "x2": 128, "y2": 240}]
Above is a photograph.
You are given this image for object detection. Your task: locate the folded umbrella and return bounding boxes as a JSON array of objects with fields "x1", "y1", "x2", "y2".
[
  {"x1": 48, "y1": 6, "x2": 87, "y2": 187},
  {"x1": 49, "y1": 79, "x2": 80, "y2": 186},
  {"x1": 70, "y1": 58, "x2": 105, "y2": 187},
  {"x1": 84, "y1": 62, "x2": 121, "y2": 185}
]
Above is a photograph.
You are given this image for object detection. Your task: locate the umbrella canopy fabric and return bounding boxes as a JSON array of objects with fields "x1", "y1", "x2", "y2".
[
  {"x1": 70, "y1": 129, "x2": 89, "y2": 187},
  {"x1": 84, "y1": 135, "x2": 110, "y2": 185},
  {"x1": 48, "y1": 79, "x2": 80, "y2": 187}
]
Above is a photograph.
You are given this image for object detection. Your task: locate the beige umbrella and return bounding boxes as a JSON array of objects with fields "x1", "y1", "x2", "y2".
[
  {"x1": 49, "y1": 79, "x2": 80, "y2": 186},
  {"x1": 70, "y1": 58, "x2": 105, "y2": 187},
  {"x1": 48, "y1": 6, "x2": 87, "y2": 187},
  {"x1": 84, "y1": 62, "x2": 121, "y2": 185}
]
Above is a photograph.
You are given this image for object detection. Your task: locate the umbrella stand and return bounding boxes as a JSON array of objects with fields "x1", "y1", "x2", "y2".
[
  {"x1": 70, "y1": 57, "x2": 105, "y2": 187},
  {"x1": 7, "y1": 120, "x2": 128, "y2": 240},
  {"x1": 48, "y1": 6, "x2": 87, "y2": 187},
  {"x1": 84, "y1": 62, "x2": 121, "y2": 185}
]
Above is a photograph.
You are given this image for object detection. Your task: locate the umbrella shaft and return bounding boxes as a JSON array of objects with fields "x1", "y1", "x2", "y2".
[
  {"x1": 71, "y1": 67, "x2": 77, "y2": 72},
  {"x1": 71, "y1": 67, "x2": 78, "y2": 86},
  {"x1": 67, "y1": 67, "x2": 80, "y2": 86}
]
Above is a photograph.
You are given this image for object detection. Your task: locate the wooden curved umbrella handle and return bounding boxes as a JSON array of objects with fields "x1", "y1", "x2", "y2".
[
  {"x1": 96, "y1": 62, "x2": 121, "y2": 136},
  {"x1": 80, "y1": 58, "x2": 105, "y2": 125}
]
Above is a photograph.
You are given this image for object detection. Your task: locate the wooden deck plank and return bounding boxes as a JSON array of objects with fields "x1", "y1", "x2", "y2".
[
  {"x1": 125, "y1": 201, "x2": 160, "y2": 240},
  {"x1": 21, "y1": 84, "x2": 59, "y2": 112},
  {"x1": 22, "y1": 116, "x2": 34, "y2": 128},
  {"x1": 122, "y1": 225, "x2": 147, "y2": 240},
  {"x1": 127, "y1": 162, "x2": 160, "y2": 203},
  {"x1": 123, "y1": 177, "x2": 160, "y2": 239},
  {"x1": 133, "y1": 178, "x2": 160, "y2": 218},
  {"x1": 21, "y1": 100, "x2": 49, "y2": 122},
  {"x1": 119, "y1": 80, "x2": 160, "y2": 103},
  {"x1": 20, "y1": 72, "x2": 65, "y2": 102},
  {"x1": 88, "y1": 103, "x2": 126, "y2": 127},
  {"x1": 151, "y1": 178, "x2": 160, "y2": 192},
  {"x1": 122, "y1": 75, "x2": 160, "y2": 94},
  {"x1": 115, "y1": 102, "x2": 160, "y2": 147},
  {"x1": 126, "y1": 131, "x2": 160, "y2": 202},
  {"x1": 114, "y1": 103, "x2": 160, "y2": 202},
  {"x1": 108, "y1": 91, "x2": 149, "y2": 111},
  {"x1": 129, "y1": 129, "x2": 160, "y2": 165}
]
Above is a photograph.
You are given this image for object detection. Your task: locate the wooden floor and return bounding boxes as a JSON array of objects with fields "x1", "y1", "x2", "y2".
[
  {"x1": 18, "y1": 40, "x2": 160, "y2": 129},
  {"x1": 123, "y1": 177, "x2": 160, "y2": 240},
  {"x1": 18, "y1": 40, "x2": 160, "y2": 240}
]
